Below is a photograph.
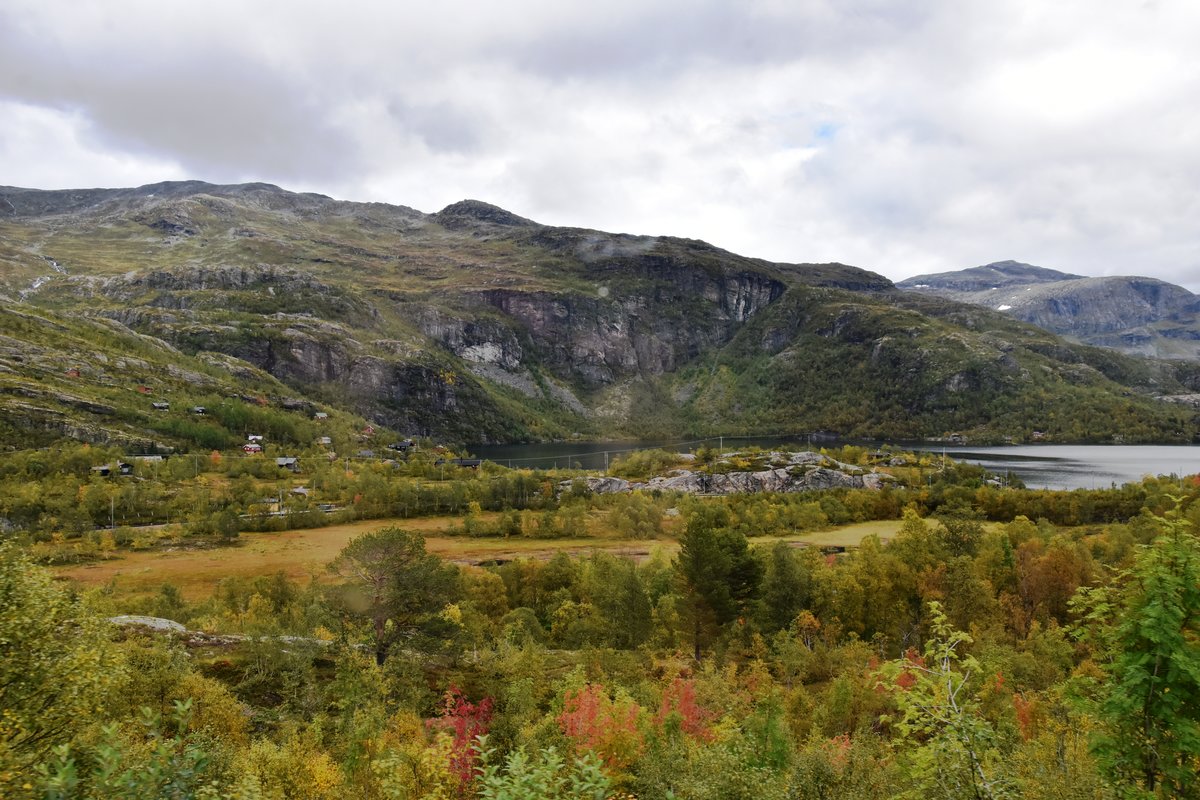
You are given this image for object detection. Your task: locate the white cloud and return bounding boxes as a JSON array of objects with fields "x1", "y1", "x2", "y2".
[
  {"x1": 1, "y1": 0, "x2": 1199, "y2": 292},
  {"x1": 0, "y1": 102, "x2": 186, "y2": 188}
]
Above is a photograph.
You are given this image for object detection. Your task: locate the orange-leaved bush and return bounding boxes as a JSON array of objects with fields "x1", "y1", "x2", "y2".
[
  {"x1": 557, "y1": 683, "x2": 644, "y2": 770},
  {"x1": 653, "y1": 678, "x2": 713, "y2": 741}
]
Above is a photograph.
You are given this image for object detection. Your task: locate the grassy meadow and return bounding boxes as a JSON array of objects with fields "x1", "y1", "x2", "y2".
[{"x1": 54, "y1": 513, "x2": 908, "y2": 602}]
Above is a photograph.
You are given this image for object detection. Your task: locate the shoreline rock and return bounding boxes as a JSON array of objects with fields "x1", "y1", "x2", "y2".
[{"x1": 558, "y1": 451, "x2": 893, "y2": 496}]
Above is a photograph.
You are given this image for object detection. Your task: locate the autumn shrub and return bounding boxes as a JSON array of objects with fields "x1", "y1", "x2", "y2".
[
  {"x1": 653, "y1": 678, "x2": 714, "y2": 742},
  {"x1": 236, "y1": 731, "x2": 345, "y2": 800},
  {"x1": 608, "y1": 449, "x2": 684, "y2": 481},
  {"x1": 630, "y1": 723, "x2": 789, "y2": 800},
  {"x1": 426, "y1": 686, "x2": 493, "y2": 797},
  {"x1": 788, "y1": 733, "x2": 900, "y2": 800},
  {"x1": 371, "y1": 711, "x2": 458, "y2": 800},
  {"x1": 0, "y1": 545, "x2": 127, "y2": 797},
  {"x1": 558, "y1": 683, "x2": 644, "y2": 771}
]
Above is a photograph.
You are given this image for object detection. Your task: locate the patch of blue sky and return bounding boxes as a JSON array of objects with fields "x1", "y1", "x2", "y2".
[{"x1": 812, "y1": 122, "x2": 840, "y2": 142}]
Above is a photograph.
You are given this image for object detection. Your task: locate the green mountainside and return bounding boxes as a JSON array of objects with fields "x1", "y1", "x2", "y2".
[
  {"x1": 2, "y1": 182, "x2": 1199, "y2": 448},
  {"x1": 0, "y1": 303, "x2": 377, "y2": 451}
]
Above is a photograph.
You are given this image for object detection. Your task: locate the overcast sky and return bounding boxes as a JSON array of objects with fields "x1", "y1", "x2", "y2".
[{"x1": 2, "y1": 0, "x2": 1198, "y2": 291}]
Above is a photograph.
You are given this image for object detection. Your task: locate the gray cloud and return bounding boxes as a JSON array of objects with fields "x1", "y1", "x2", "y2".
[
  {"x1": 494, "y1": 1, "x2": 930, "y2": 80},
  {"x1": 0, "y1": 13, "x2": 360, "y2": 182},
  {"x1": 1, "y1": 0, "x2": 1198, "y2": 292}
]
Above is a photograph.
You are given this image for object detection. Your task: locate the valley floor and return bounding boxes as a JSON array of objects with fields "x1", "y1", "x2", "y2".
[{"x1": 54, "y1": 516, "x2": 908, "y2": 601}]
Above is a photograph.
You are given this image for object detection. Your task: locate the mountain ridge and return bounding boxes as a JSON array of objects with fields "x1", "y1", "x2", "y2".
[
  {"x1": 2, "y1": 183, "x2": 1198, "y2": 448},
  {"x1": 898, "y1": 260, "x2": 1200, "y2": 360}
]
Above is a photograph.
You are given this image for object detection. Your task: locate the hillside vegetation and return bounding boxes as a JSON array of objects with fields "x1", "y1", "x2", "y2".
[
  {"x1": 2, "y1": 445, "x2": 1198, "y2": 798},
  {"x1": 2, "y1": 182, "x2": 1199, "y2": 447}
]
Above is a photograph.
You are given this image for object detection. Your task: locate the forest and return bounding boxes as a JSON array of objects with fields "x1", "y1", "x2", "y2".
[{"x1": 1, "y1": 442, "x2": 1198, "y2": 799}]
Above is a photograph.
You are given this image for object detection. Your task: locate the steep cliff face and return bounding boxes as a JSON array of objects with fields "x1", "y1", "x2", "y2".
[
  {"x1": 414, "y1": 308, "x2": 525, "y2": 371},
  {"x1": 1011, "y1": 278, "x2": 1199, "y2": 337},
  {"x1": 85, "y1": 260, "x2": 783, "y2": 438},
  {"x1": 900, "y1": 261, "x2": 1200, "y2": 360},
  {"x1": 470, "y1": 267, "x2": 784, "y2": 387}
]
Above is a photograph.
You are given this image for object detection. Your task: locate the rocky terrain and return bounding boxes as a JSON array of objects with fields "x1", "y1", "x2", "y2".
[
  {"x1": 560, "y1": 451, "x2": 892, "y2": 496},
  {"x1": 898, "y1": 261, "x2": 1200, "y2": 360},
  {"x1": 2, "y1": 182, "x2": 1199, "y2": 447}
]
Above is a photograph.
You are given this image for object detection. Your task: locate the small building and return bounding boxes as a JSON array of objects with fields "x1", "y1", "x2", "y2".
[
  {"x1": 436, "y1": 457, "x2": 482, "y2": 469},
  {"x1": 151, "y1": 402, "x2": 170, "y2": 411},
  {"x1": 247, "y1": 434, "x2": 264, "y2": 442},
  {"x1": 356, "y1": 449, "x2": 375, "y2": 459},
  {"x1": 317, "y1": 436, "x2": 332, "y2": 446},
  {"x1": 290, "y1": 486, "x2": 310, "y2": 497},
  {"x1": 313, "y1": 412, "x2": 329, "y2": 420},
  {"x1": 275, "y1": 456, "x2": 299, "y2": 472},
  {"x1": 387, "y1": 439, "x2": 415, "y2": 452},
  {"x1": 242, "y1": 443, "x2": 263, "y2": 454},
  {"x1": 92, "y1": 461, "x2": 133, "y2": 477},
  {"x1": 362, "y1": 425, "x2": 375, "y2": 436},
  {"x1": 190, "y1": 406, "x2": 206, "y2": 415}
]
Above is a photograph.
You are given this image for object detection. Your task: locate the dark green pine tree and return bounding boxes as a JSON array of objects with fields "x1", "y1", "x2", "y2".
[
  {"x1": 758, "y1": 540, "x2": 813, "y2": 634},
  {"x1": 675, "y1": 507, "x2": 763, "y2": 659}
]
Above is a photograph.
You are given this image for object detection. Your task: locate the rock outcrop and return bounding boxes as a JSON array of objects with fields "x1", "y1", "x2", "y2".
[{"x1": 559, "y1": 451, "x2": 892, "y2": 496}]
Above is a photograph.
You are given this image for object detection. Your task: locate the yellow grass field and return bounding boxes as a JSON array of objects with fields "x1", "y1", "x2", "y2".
[
  {"x1": 54, "y1": 515, "x2": 910, "y2": 601},
  {"x1": 794, "y1": 519, "x2": 905, "y2": 548}
]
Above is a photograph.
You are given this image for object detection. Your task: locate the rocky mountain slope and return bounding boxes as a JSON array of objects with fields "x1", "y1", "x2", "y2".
[
  {"x1": 0, "y1": 302, "x2": 375, "y2": 451},
  {"x1": 2, "y1": 183, "x2": 1199, "y2": 448},
  {"x1": 898, "y1": 261, "x2": 1200, "y2": 360}
]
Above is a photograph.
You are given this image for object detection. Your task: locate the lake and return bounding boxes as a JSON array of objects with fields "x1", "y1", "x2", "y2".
[
  {"x1": 471, "y1": 438, "x2": 1200, "y2": 491},
  {"x1": 929, "y1": 444, "x2": 1200, "y2": 491}
]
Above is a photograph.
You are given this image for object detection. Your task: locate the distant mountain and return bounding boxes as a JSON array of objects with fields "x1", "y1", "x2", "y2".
[
  {"x1": 2, "y1": 184, "x2": 1199, "y2": 448},
  {"x1": 899, "y1": 260, "x2": 1085, "y2": 292},
  {"x1": 898, "y1": 261, "x2": 1200, "y2": 361}
]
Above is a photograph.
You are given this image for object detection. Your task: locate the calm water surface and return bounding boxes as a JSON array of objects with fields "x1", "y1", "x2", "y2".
[
  {"x1": 472, "y1": 438, "x2": 1200, "y2": 491},
  {"x1": 930, "y1": 444, "x2": 1200, "y2": 491}
]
